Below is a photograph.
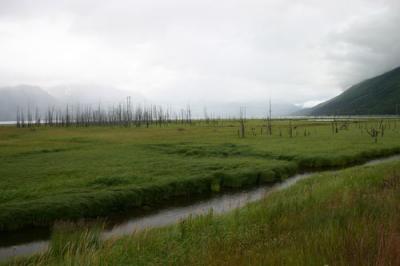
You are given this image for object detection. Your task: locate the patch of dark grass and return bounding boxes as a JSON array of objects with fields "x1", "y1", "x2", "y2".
[
  {"x1": 88, "y1": 176, "x2": 131, "y2": 187},
  {"x1": 147, "y1": 143, "x2": 257, "y2": 158},
  {"x1": 66, "y1": 137, "x2": 98, "y2": 144},
  {"x1": 214, "y1": 163, "x2": 298, "y2": 188},
  {"x1": 16, "y1": 148, "x2": 68, "y2": 157},
  {"x1": 292, "y1": 147, "x2": 400, "y2": 170}
]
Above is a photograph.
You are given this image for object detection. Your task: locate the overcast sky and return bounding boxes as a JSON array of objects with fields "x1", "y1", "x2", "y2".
[{"x1": 0, "y1": 0, "x2": 399, "y2": 107}]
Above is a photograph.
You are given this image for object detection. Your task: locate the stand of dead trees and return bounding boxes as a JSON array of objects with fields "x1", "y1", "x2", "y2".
[{"x1": 16, "y1": 98, "x2": 193, "y2": 128}]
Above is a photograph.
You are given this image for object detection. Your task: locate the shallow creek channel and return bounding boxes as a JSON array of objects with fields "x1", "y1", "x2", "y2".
[{"x1": 1, "y1": 155, "x2": 400, "y2": 262}]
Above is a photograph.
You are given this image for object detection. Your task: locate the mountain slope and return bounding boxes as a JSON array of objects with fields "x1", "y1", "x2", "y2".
[
  {"x1": 47, "y1": 84, "x2": 145, "y2": 105},
  {"x1": 0, "y1": 85, "x2": 57, "y2": 121},
  {"x1": 304, "y1": 66, "x2": 400, "y2": 115},
  {"x1": 0, "y1": 84, "x2": 142, "y2": 121}
]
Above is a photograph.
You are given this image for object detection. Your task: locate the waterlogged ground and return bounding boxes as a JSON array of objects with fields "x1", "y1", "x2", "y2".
[
  {"x1": 6, "y1": 155, "x2": 400, "y2": 266},
  {"x1": 1, "y1": 119, "x2": 400, "y2": 231}
]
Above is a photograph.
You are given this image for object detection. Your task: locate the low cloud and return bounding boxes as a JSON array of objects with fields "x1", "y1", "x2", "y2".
[{"x1": 0, "y1": 0, "x2": 399, "y2": 107}]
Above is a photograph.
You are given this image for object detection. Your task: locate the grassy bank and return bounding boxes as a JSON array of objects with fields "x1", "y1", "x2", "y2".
[
  {"x1": 8, "y1": 158, "x2": 400, "y2": 265},
  {"x1": 1, "y1": 119, "x2": 400, "y2": 231}
]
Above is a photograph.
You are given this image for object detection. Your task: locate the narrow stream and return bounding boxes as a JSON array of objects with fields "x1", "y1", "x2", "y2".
[{"x1": 1, "y1": 155, "x2": 399, "y2": 262}]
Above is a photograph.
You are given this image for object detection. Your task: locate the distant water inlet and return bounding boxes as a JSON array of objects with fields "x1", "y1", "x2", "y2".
[{"x1": 1, "y1": 155, "x2": 400, "y2": 262}]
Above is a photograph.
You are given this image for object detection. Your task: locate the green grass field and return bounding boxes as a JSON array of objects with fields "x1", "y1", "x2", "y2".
[
  {"x1": 1, "y1": 119, "x2": 400, "y2": 231},
  {"x1": 7, "y1": 153, "x2": 400, "y2": 265}
]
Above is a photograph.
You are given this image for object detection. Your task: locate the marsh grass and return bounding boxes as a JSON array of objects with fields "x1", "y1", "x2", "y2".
[
  {"x1": 1, "y1": 119, "x2": 400, "y2": 231},
  {"x1": 49, "y1": 222, "x2": 103, "y2": 257},
  {"x1": 7, "y1": 160, "x2": 400, "y2": 266}
]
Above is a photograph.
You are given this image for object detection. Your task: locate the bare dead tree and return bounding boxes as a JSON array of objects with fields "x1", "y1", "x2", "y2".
[
  {"x1": 238, "y1": 107, "x2": 246, "y2": 138},
  {"x1": 35, "y1": 107, "x2": 41, "y2": 127},
  {"x1": 16, "y1": 107, "x2": 21, "y2": 128},
  {"x1": 366, "y1": 128, "x2": 379, "y2": 143},
  {"x1": 266, "y1": 98, "x2": 272, "y2": 136}
]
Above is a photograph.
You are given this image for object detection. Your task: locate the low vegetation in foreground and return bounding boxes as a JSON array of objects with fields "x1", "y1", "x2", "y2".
[
  {"x1": 7, "y1": 158, "x2": 400, "y2": 265},
  {"x1": 1, "y1": 119, "x2": 400, "y2": 231}
]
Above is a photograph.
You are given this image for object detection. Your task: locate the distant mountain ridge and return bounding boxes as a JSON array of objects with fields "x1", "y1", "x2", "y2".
[
  {"x1": 0, "y1": 84, "x2": 141, "y2": 121},
  {"x1": 298, "y1": 66, "x2": 400, "y2": 116},
  {"x1": 47, "y1": 84, "x2": 146, "y2": 105},
  {"x1": 0, "y1": 85, "x2": 57, "y2": 121},
  {"x1": 0, "y1": 84, "x2": 300, "y2": 121}
]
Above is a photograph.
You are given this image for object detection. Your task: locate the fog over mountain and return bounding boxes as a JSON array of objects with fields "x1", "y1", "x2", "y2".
[
  {"x1": 46, "y1": 84, "x2": 146, "y2": 105},
  {"x1": 294, "y1": 66, "x2": 400, "y2": 116},
  {"x1": 0, "y1": 84, "x2": 300, "y2": 121},
  {"x1": 0, "y1": 0, "x2": 399, "y2": 117},
  {"x1": 0, "y1": 85, "x2": 57, "y2": 121}
]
